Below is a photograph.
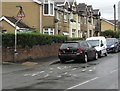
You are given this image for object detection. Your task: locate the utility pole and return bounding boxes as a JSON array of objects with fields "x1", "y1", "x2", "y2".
[{"x1": 113, "y1": 4, "x2": 116, "y2": 31}]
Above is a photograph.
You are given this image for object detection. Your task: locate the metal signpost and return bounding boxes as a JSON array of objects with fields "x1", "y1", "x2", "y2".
[{"x1": 14, "y1": 6, "x2": 25, "y2": 62}]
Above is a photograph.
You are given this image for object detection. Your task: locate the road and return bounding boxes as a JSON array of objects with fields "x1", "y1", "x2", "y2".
[{"x1": 2, "y1": 53, "x2": 119, "y2": 90}]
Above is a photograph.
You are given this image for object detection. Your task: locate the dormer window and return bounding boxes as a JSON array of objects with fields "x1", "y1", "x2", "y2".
[{"x1": 43, "y1": 0, "x2": 54, "y2": 16}]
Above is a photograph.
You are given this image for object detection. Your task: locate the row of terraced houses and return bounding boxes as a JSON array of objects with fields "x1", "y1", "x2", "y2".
[{"x1": 1, "y1": 0, "x2": 101, "y2": 38}]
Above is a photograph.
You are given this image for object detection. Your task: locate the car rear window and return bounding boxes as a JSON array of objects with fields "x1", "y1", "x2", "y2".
[
  {"x1": 87, "y1": 40, "x2": 99, "y2": 47},
  {"x1": 60, "y1": 43, "x2": 78, "y2": 49}
]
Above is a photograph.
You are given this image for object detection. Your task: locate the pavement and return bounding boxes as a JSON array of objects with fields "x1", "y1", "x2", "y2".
[{"x1": 2, "y1": 56, "x2": 60, "y2": 74}]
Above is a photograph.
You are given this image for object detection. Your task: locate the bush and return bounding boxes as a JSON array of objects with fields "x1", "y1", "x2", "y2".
[
  {"x1": 67, "y1": 37, "x2": 83, "y2": 41},
  {"x1": 100, "y1": 30, "x2": 120, "y2": 38},
  {"x1": 2, "y1": 33, "x2": 67, "y2": 48},
  {"x1": 100, "y1": 30, "x2": 114, "y2": 37}
]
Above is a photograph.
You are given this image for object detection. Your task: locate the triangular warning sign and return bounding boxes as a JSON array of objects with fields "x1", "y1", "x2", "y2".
[{"x1": 17, "y1": 7, "x2": 25, "y2": 18}]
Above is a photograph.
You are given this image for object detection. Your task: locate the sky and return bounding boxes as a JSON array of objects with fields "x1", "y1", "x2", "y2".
[{"x1": 76, "y1": 0, "x2": 120, "y2": 20}]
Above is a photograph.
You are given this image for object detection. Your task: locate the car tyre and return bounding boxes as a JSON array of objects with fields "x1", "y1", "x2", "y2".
[
  {"x1": 60, "y1": 59, "x2": 66, "y2": 63},
  {"x1": 98, "y1": 51, "x2": 102, "y2": 58},
  {"x1": 94, "y1": 52, "x2": 98, "y2": 60},
  {"x1": 114, "y1": 47, "x2": 119, "y2": 53}
]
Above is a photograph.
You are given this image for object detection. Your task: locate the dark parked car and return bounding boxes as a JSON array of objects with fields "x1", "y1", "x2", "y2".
[
  {"x1": 58, "y1": 41, "x2": 98, "y2": 63},
  {"x1": 106, "y1": 38, "x2": 120, "y2": 53}
]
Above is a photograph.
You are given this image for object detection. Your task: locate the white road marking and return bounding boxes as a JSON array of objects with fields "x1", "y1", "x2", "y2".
[
  {"x1": 82, "y1": 69, "x2": 87, "y2": 72},
  {"x1": 72, "y1": 68, "x2": 76, "y2": 70},
  {"x1": 89, "y1": 69, "x2": 93, "y2": 72},
  {"x1": 64, "y1": 72, "x2": 68, "y2": 75},
  {"x1": 49, "y1": 71, "x2": 53, "y2": 73},
  {"x1": 110, "y1": 69, "x2": 118, "y2": 74},
  {"x1": 57, "y1": 75, "x2": 62, "y2": 78},
  {"x1": 44, "y1": 74, "x2": 49, "y2": 78},
  {"x1": 57, "y1": 67, "x2": 62, "y2": 70},
  {"x1": 50, "y1": 68, "x2": 53, "y2": 70},
  {"x1": 24, "y1": 74, "x2": 31, "y2": 76},
  {"x1": 65, "y1": 77, "x2": 99, "y2": 91},
  {"x1": 32, "y1": 74, "x2": 37, "y2": 76}
]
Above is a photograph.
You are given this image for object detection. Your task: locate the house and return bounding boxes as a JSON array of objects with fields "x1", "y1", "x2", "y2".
[
  {"x1": 87, "y1": 5, "x2": 94, "y2": 37},
  {"x1": 42, "y1": 0, "x2": 55, "y2": 35},
  {"x1": 54, "y1": 0, "x2": 70, "y2": 36},
  {"x1": 101, "y1": 18, "x2": 118, "y2": 32},
  {"x1": 93, "y1": 9, "x2": 101, "y2": 36},
  {"x1": 68, "y1": 0, "x2": 81, "y2": 38},
  {"x1": 0, "y1": 16, "x2": 34, "y2": 33},
  {"x1": 1, "y1": 0, "x2": 42, "y2": 33},
  {"x1": 1, "y1": 0, "x2": 101, "y2": 38},
  {"x1": 77, "y1": 3, "x2": 88, "y2": 38}
]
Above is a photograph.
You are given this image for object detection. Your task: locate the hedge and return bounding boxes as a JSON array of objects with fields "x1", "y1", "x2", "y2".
[
  {"x1": 2, "y1": 33, "x2": 67, "y2": 48},
  {"x1": 100, "y1": 30, "x2": 120, "y2": 38}
]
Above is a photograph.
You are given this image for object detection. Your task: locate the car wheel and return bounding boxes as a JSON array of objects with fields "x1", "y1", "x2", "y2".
[
  {"x1": 114, "y1": 47, "x2": 119, "y2": 53},
  {"x1": 94, "y1": 52, "x2": 98, "y2": 60},
  {"x1": 84, "y1": 54, "x2": 88, "y2": 63},
  {"x1": 60, "y1": 59, "x2": 66, "y2": 63}
]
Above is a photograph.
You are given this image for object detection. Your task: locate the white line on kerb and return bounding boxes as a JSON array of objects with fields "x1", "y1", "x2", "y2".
[{"x1": 65, "y1": 77, "x2": 99, "y2": 91}]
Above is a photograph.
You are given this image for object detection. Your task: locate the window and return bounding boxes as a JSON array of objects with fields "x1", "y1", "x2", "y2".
[
  {"x1": 44, "y1": 4, "x2": 49, "y2": 14},
  {"x1": 43, "y1": 28, "x2": 54, "y2": 35},
  {"x1": 81, "y1": 41, "x2": 89, "y2": 48},
  {"x1": 43, "y1": 0, "x2": 54, "y2": 16},
  {"x1": 72, "y1": 29, "x2": 76, "y2": 38},
  {"x1": 64, "y1": 14, "x2": 67, "y2": 22},
  {"x1": 50, "y1": 3, "x2": 53, "y2": 15},
  {"x1": 89, "y1": 30, "x2": 92, "y2": 37},
  {"x1": 56, "y1": 12, "x2": 60, "y2": 20},
  {"x1": 44, "y1": 28, "x2": 49, "y2": 34},
  {"x1": 73, "y1": 14, "x2": 76, "y2": 22},
  {"x1": 78, "y1": 16, "x2": 80, "y2": 23},
  {"x1": 50, "y1": 29, "x2": 54, "y2": 35}
]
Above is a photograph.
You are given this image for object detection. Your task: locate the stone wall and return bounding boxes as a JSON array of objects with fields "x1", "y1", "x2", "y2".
[{"x1": 2, "y1": 43, "x2": 61, "y2": 62}]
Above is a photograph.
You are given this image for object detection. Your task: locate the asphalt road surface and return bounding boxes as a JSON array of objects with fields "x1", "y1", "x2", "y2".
[{"x1": 2, "y1": 53, "x2": 119, "y2": 90}]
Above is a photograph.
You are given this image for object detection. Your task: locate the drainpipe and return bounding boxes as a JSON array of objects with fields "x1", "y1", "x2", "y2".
[{"x1": 40, "y1": 5, "x2": 42, "y2": 33}]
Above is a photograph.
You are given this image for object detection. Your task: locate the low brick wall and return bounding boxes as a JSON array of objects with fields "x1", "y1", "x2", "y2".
[{"x1": 2, "y1": 43, "x2": 61, "y2": 62}]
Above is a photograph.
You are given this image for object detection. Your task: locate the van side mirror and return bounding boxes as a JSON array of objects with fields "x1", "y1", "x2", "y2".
[{"x1": 101, "y1": 44, "x2": 103, "y2": 47}]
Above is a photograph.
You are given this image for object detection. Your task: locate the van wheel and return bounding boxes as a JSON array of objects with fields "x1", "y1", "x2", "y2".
[
  {"x1": 104, "y1": 52, "x2": 107, "y2": 56},
  {"x1": 84, "y1": 54, "x2": 88, "y2": 63},
  {"x1": 98, "y1": 51, "x2": 102, "y2": 58}
]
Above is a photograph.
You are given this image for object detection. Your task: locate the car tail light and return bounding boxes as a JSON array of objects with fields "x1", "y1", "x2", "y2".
[{"x1": 76, "y1": 48, "x2": 83, "y2": 54}]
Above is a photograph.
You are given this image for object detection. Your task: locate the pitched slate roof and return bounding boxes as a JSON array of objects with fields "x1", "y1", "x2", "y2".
[
  {"x1": 77, "y1": 3, "x2": 87, "y2": 11},
  {"x1": 77, "y1": 3, "x2": 88, "y2": 16},
  {"x1": 4, "y1": 16, "x2": 32, "y2": 29},
  {"x1": 87, "y1": 5, "x2": 93, "y2": 11},
  {"x1": 93, "y1": 9, "x2": 100, "y2": 15},
  {"x1": 54, "y1": 0, "x2": 65, "y2": 5}
]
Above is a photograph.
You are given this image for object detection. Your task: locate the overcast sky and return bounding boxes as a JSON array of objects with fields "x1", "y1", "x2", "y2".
[{"x1": 76, "y1": 0, "x2": 120, "y2": 20}]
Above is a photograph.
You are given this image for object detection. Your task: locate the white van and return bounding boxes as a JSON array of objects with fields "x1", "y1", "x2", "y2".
[{"x1": 86, "y1": 36, "x2": 107, "y2": 57}]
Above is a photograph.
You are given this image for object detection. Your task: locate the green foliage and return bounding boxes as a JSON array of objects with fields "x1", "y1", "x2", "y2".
[
  {"x1": 100, "y1": 30, "x2": 120, "y2": 38},
  {"x1": 2, "y1": 33, "x2": 67, "y2": 48},
  {"x1": 67, "y1": 37, "x2": 83, "y2": 41}
]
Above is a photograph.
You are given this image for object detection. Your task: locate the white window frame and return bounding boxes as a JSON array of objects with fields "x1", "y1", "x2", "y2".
[
  {"x1": 64, "y1": 13, "x2": 68, "y2": 22},
  {"x1": 78, "y1": 16, "x2": 80, "y2": 23},
  {"x1": 56, "y1": 11, "x2": 60, "y2": 20},
  {"x1": 43, "y1": 0, "x2": 54, "y2": 16},
  {"x1": 72, "y1": 29, "x2": 76, "y2": 38},
  {"x1": 43, "y1": 28, "x2": 54, "y2": 35}
]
